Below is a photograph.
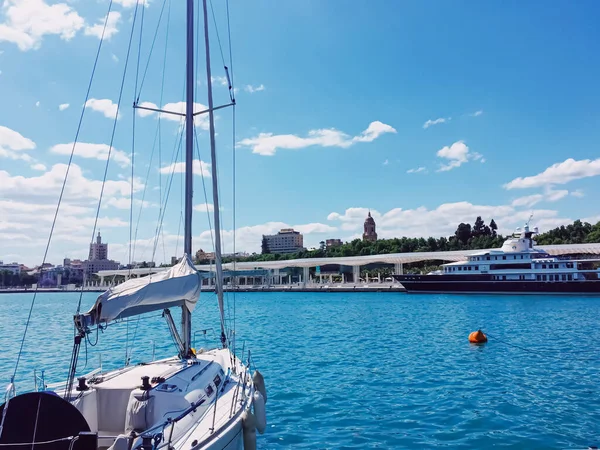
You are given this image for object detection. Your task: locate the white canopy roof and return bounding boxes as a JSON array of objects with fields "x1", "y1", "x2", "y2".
[{"x1": 79, "y1": 254, "x2": 201, "y2": 326}]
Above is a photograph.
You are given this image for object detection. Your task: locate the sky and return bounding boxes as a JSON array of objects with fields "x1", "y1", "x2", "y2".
[{"x1": 1, "y1": 0, "x2": 599, "y2": 267}]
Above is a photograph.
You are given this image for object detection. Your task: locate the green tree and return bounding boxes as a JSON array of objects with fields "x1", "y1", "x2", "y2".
[
  {"x1": 490, "y1": 219, "x2": 498, "y2": 237},
  {"x1": 455, "y1": 223, "x2": 472, "y2": 245},
  {"x1": 472, "y1": 216, "x2": 485, "y2": 237}
]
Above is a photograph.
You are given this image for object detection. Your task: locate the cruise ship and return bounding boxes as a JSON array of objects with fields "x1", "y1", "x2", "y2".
[{"x1": 393, "y1": 224, "x2": 600, "y2": 294}]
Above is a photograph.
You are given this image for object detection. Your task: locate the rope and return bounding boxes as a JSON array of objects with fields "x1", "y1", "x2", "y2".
[
  {"x1": 155, "y1": 0, "x2": 171, "y2": 263},
  {"x1": 226, "y1": 0, "x2": 237, "y2": 355},
  {"x1": 152, "y1": 128, "x2": 184, "y2": 260},
  {"x1": 129, "y1": 0, "x2": 145, "y2": 272},
  {"x1": 0, "y1": 437, "x2": 74, "y2": 447},
  {"x1": 193, "y1": 126, "x2": 215, "y2": 251},
  {"x1": 208, "y1": 0, "x2": 227, "y2": 71},
  {"x1": 136, "y1": 0, "x2": 169, "y2": 99},
  {"x1": 76, "y1": 0, "x2": 142, "y2": 316},
  {"x1": 66, "y1": 0, "x2": 141, "y2": 401},
  {"x1": 7, "y1": 0, "x2": 115, "y2": 388},
  {"x1": 132, "y1": 123, "x2": 160, "y2": 260}
]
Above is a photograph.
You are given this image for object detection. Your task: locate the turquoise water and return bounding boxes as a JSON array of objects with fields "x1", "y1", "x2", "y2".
[{"x1": 1, "y1": 292, "x2": 599, "y2": 449}]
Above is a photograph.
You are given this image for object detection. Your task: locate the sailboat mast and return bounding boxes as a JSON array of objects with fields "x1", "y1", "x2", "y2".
[
  {"x1": 202, "y1": 0, "x2": 227, "y2": 348},
  {"x1": 182, "y1": 0, "x2": 194, "y2": 355}
]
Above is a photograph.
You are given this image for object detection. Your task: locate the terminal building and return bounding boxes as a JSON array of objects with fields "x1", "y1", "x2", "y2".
[{"x1": 262, "y1": 228, "x2": 304, "y2": 254}]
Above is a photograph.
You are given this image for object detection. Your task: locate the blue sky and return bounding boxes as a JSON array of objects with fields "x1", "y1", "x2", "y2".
[{"x1": 1, "y1": 0, "x2": 599, "y2": 266}]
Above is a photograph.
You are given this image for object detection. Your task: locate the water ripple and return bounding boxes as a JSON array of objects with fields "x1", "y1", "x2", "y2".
[{"x1": 0, "y1": 292, "x2": 599, "y2": 448}]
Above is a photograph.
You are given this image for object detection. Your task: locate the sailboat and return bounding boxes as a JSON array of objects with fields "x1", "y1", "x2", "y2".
[{"x1": 0, "y1": 0, "x2": 266, "y2": 449}]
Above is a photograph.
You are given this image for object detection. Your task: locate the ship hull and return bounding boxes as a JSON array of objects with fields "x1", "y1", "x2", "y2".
[{"x1": 393, "y1": 275, "x2": 600, "y2": 294}]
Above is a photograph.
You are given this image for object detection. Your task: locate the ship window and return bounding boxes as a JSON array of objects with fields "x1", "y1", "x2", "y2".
[
  {"x1": 213, "y1": 374, "x2": 222, "y2": 388},
  {"x1": 542, "y1": 275, "x2": 547, "y2": 281},
  {"x1": 542, "y1": 264, "x2": 546, "y2": 269},
  {"x1": 520, "y1": 255, "x2": 523, "y2": 259},
  {"x1": 567, "y1": 263, "x2": 573, "y2": 269},
  {"x1": 561, "y1": 274, "x2": 566, "y2": 281},
  {"x1": 502, "y1": 256, "x2": 506, "y2": 260},
  {"x1": 468, "y1": 266, "x2": 472, "y2": 271},
  {"x1": 513, "y1": 255, "x2": 517, "y2": 260},
  {"x1": 502, "y1": 275, "x2": 506, "y2": 280},
  {"x1": 537, "y1": 275, "x2": 541, "y2": 281},
  {"x1": 205, "y1": 384, "x2": 214, "y2": 397},
  {"x1": 474, "y1": 266, "x2": 478, "y2": 270},
  {"x1": 568, "y1": 274, "x2": 572, "y2": 281},
  {"x1": 486, "y1": 256, "x2": 490, "y2": 261}
]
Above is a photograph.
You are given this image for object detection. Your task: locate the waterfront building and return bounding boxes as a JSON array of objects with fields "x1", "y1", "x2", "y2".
[
  {"x1": 326, "y1": 239, "x2": 343, "y2": 248},
  {"x1": 83, "y1": 232, "x2": 119, "y2": 277},
  {"x1": 0, "y1": 261, "x2": 20, "y2": 275},
  {"x1": 89, "y1": 232, "x2": 109, "y2": 260},
  {"x1": 363, "y1": 212, "x2": 378, "y2": 242},
  {"x1": 263, "y1": 228, "x2": 304, "y2": 254},
  {"x1": 195, "y1": 249, "x2": 216, "y2": 262}
]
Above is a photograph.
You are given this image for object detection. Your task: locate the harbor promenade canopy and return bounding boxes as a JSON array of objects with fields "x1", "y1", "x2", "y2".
[{"x1": 96, "y1": 243, "x2": 600, "y2": 277}]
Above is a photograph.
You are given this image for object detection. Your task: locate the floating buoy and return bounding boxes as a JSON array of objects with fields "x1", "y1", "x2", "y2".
[{"x1": 469, "y1": 329, "x2": 488, "y2": 344}]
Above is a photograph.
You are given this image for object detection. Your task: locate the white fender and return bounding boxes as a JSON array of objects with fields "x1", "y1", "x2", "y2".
[
  {"x1": 252, "y1": 370, "x2": 267, "y2": 404},
  {"x1": 252, "y1": 391, "x2": 266, "y2": 434},
  {"x1": 242, "y1": 411, "x2": 257, "y2": 450}
]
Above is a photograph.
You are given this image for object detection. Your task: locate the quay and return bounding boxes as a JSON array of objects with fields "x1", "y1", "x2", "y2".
[
  {"x1": 0, "y1": 283, "x2": 406, "y2": 294},
  {"x1": 90, "y1": 243, "x2": 600, "y2": 290}
]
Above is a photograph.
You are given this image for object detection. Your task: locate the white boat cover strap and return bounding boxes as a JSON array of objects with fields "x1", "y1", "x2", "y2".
[{"x1": 78, "y1": 254, "x2": 201, "y2": 326}]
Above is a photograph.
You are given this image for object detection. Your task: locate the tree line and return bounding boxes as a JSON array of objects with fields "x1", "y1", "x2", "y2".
[{"x1": 204, "y1": 217, "x2": 600, "y2": 265}]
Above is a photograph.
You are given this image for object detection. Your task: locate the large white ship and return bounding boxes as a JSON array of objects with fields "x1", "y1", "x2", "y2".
[{"x1": 394, "y1": 223, "x2": 600, "y2": 294}]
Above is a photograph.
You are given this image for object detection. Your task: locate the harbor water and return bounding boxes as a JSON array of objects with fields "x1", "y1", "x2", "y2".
[{"x1": 0, "y1": 291, "x2": 599, "y2": 449}]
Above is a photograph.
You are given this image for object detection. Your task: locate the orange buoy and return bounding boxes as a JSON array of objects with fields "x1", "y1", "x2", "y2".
[{"x1": 468, "y1": 329, "x2": 488, "y2": 344}]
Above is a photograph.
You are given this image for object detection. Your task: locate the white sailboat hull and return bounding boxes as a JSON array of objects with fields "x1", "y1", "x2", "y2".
[{"x1": 52, "y1": 348, "x2": 257, "y2": 450}]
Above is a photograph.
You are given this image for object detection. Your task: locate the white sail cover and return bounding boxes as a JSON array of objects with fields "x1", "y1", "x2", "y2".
[{"x1": 79, "y1": 254, "x2": 201, "y2": 326}]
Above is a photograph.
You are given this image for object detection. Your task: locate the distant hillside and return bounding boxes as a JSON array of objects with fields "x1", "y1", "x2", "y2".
[{"x1": 534, "y1": 220, "x2": 600, "y2": 245}]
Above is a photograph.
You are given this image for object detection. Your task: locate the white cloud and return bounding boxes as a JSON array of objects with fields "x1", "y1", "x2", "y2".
[
  {"x1": 84, "y1": 98, "x2": 119, "y2": 119},
  {"x1": 352, "y1": 121, "x2": 396, "y2": 144},
  {"x1": 58, "y1": 103, "x2": 70, "y2": 111},
  {"x1": 511, "y1": 187, "x2": 570, "y2": 208},
  {"x1": 0, "y1": 125, "x2": 36, "y2": 161},
  {"x1": 238, "y1": 121, "x2": 396, "y2": 156},
  {"x1": 470, "y1": 110, "x2": 483, "y2": 117},
  {"x1": 244, "y1": 84, "x2": 265, "y2": 93},
  {"x1": 504, "y1": 158, "x2": 600, "y2": 189},
  {"x1": 326, "y1": 203, "x2": 566, "y2": 240},
  {"x1": 50, "y1": 142, "x2": 131, "y2": 168},
  {"x1": 0, "y1": 163, "x2": 142, "y2": 206},
  {"x1": 31, "y1": 163, "x2": 47, "y2": 171},
  {"x1": 571, "y1": 189, "x2": 584, "y2": 198},
  {"x1": 113, "y1": 0, "x2": 144, "y2": 7},
  {"x1": 436, "y1": 141, "x2": 483, "y2": 172},
  {"x1": 512, "y1": 194, "x2": 543, "y2": 207},
  {"x1": 423, "y1": 117, "x2": 450, "y2": 129},
  {"x1": 160, "y1": 159, "x2": 211, "y2": 177},
  {"x1": 35, "y1": 101, "x2": 40, "y2": 107},
  {"x1": 0, "y1": 0, "x2": 84, "y2": 51},
  {"x1": 137, "y1": 101, "x2": 210, "y2": 130},
  {"x1": 111, "y1": 53, "x2": 119, "y2": 63},
  {"x1": 383, "y1": 159, "x2": 389, "y2": 166},
  {"x1": 85, "y1": 11, "x2": 120, "y2": 40},
  {"x1": 105, "y1": 197, "x2": 153, "y2": 209},
  {"x1": 194, "y1": 203, "x2": 214, "y2": 213},
  {"x1": 545, "y1": 188, "x2": 568, "y2": 202},
  {"x1": 136, "y1": 101, "x2": 157, "y2": 117},
  {"x1": 407, "y1": 167, "x2": 427, "y2": 174},
  {"x1": 211, "y1": 76, "x2": 228, "y2": 87}
]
